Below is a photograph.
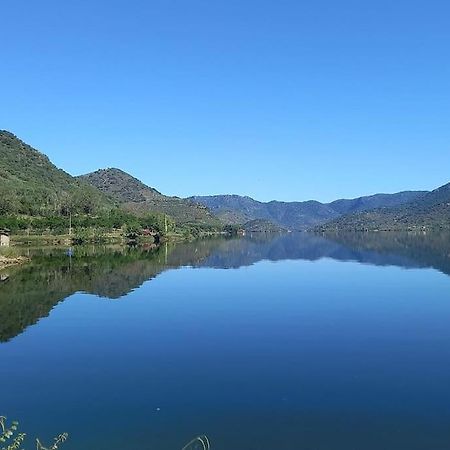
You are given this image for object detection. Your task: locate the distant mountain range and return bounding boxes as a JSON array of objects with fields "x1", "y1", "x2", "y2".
[
  {"x1": 318, "y1": 182, "x2": 450, "y2": 231},
  {"x1": 1, "y1": 130, "x2": 449, "y2": 232},
  {"x1": 189, "y1": 191, "x2": 426, "y2": 230}
]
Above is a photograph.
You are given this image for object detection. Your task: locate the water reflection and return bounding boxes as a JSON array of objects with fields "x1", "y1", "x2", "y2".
[{"x1": 1, "y1": 231, "x2": 450, "y2": 342}]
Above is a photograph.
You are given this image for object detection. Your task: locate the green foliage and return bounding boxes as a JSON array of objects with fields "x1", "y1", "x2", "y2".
[
  {"x1": 123, "y1": 221, "x2": 141, "y2": 241},
  {"x1": 135, "y1": 213, "x2": 172, "y2": 234},
  {"x1": 0, "y1": 247, "x2": 20, "y2": 258},
  {"x1": 0, "y1": 131, "x2": 113, "y2": 217},
  {"x1": 0, "y1": 209, "x2": 203, "y2": 242},
  {"x1": 72, "y1": 228, "x2": 109, "y2": 245},
  {"x1": 0, "y1": 416, "x2": 67, "y2": 450},
  {"x1": 36, "y1": 433, "x2": 68, "y2": 450},
  {"x1": 242, "y1": 219, "x2": 286, "y2": 233},
  {"x1": 223, "y1": 224, "x2": 240, "y2": 234}
]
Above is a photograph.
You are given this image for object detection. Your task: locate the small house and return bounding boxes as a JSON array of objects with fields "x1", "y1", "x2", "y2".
[{"x1": 0, "y1": 229, "x2": 10, "y2": 247}]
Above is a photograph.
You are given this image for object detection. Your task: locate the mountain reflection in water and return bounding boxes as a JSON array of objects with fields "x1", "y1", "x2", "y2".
[{"x1": 1, "y1": 231, "x2": 450, "y2": 343}]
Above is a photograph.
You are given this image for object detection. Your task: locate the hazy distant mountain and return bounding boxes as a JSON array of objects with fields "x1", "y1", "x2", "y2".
[
  {"x1": 188, "y1": 195, "x2": 339, "y2": 229},
  {"x1": 79, "y1": 168, "x2": 219, "y2": 226},
  {"x1": 328, "y1": 191, "x2": 426, "y2": 215},
  {"x1": 189, "y1": 191, "x2": 425, "y2": 230},
  {"x1": 319, "y1": 182, "x2": 450, "y2": 231}
]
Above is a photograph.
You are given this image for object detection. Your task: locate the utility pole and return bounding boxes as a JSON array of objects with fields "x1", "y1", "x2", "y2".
[
  {"x1": 164, "y1": 214, "x2": 168, "y2": 234},
  {"x1": 69, "y1": 211, "x2": 72, "y2": 236}
]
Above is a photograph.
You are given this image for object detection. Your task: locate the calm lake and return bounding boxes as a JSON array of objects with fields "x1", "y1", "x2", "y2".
[{"x1": 2, "y1": 232, "x2": 450, "y2": 449}]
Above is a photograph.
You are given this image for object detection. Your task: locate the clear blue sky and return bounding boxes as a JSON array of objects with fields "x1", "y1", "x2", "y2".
[{"x1": 1, "y1": 0, "x2": 449, "y2": 202}]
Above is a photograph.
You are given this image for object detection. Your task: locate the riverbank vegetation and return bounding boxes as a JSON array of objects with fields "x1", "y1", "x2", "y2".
[
  {"x1": 0, "y1": 208, "x2": 227, "y2": 246},
  {"x1": 0, "y1": 247, "x2": 29, "y2": 269}
]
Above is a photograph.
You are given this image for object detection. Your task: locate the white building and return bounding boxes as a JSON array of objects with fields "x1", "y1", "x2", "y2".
[{"x1": 0, "y1": 229, "x2": 10, "y2": 247}]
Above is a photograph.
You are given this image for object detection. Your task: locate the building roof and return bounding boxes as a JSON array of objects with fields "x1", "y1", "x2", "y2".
[{"x1": 0, "y1": 228, "x2": 10, "y2": 234}]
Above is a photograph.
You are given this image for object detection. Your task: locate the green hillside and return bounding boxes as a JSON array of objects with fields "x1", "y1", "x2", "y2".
[
  {"x1": 0, "y1": 132, "x2": 220, "y2": 236},
  {"x1": 0, "y1": 130, "x2": 113, "y2": 216},
  {"x1": 79, "y1": 168, "x2": 220, "y2": 227}
]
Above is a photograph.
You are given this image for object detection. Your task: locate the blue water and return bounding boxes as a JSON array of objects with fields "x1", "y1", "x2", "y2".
[{"x1": 2, "y1": 233, "x2": 450, "y2": 449}]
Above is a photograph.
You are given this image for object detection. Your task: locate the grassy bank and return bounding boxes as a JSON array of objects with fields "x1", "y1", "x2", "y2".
[
  {"x1": 2, "y1": 209, "x2": 230, "y2": 247},
  {"x1": 0, "y1": 249, "x2": 30, "y2": 269},
  {"x1": 10, "y1": 227, "x2": 229, "y2": 247},
  {"x1": 11, "y1": 231, "x2": 124, "y2": 246}
]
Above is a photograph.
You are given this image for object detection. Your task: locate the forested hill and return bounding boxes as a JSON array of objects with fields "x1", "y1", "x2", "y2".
[
  {"x1": 189, "y1": 191, "x2": 425, "y2": 230},
  {"x1": 0, "y1": 131, "x2": 219, "y2": 233},
  {"x1": 78, "y1": 168, "x2": 220, "y2": 226},
  {"x1": 0, "y1": 130, "x2": 113, "y2": 216},
  {"x1": 317, "y1": 182, "x2": 450, "y2": 231}
]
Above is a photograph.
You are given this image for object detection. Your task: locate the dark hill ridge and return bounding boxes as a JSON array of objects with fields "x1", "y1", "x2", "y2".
[
  {"x1": 79, "y1": 168, "x2": 220, "y2": 226},
  {"x1": 0, "y1": 130, "x2": 113, "y2": 215},
  {"x1": 189, "y1": 191, "x2": 426, "y2": 230},
  {"x1": 319, "y1": 182, "x2": 450, "y2": 231}
]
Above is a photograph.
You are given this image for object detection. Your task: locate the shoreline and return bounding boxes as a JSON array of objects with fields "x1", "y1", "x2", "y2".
[
  {"x1": 0, "y1": 256, "x2": 30, "y2": 270},
  {"x1": 10, "y1": 230, "x2": 231, "y2": 247}
]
